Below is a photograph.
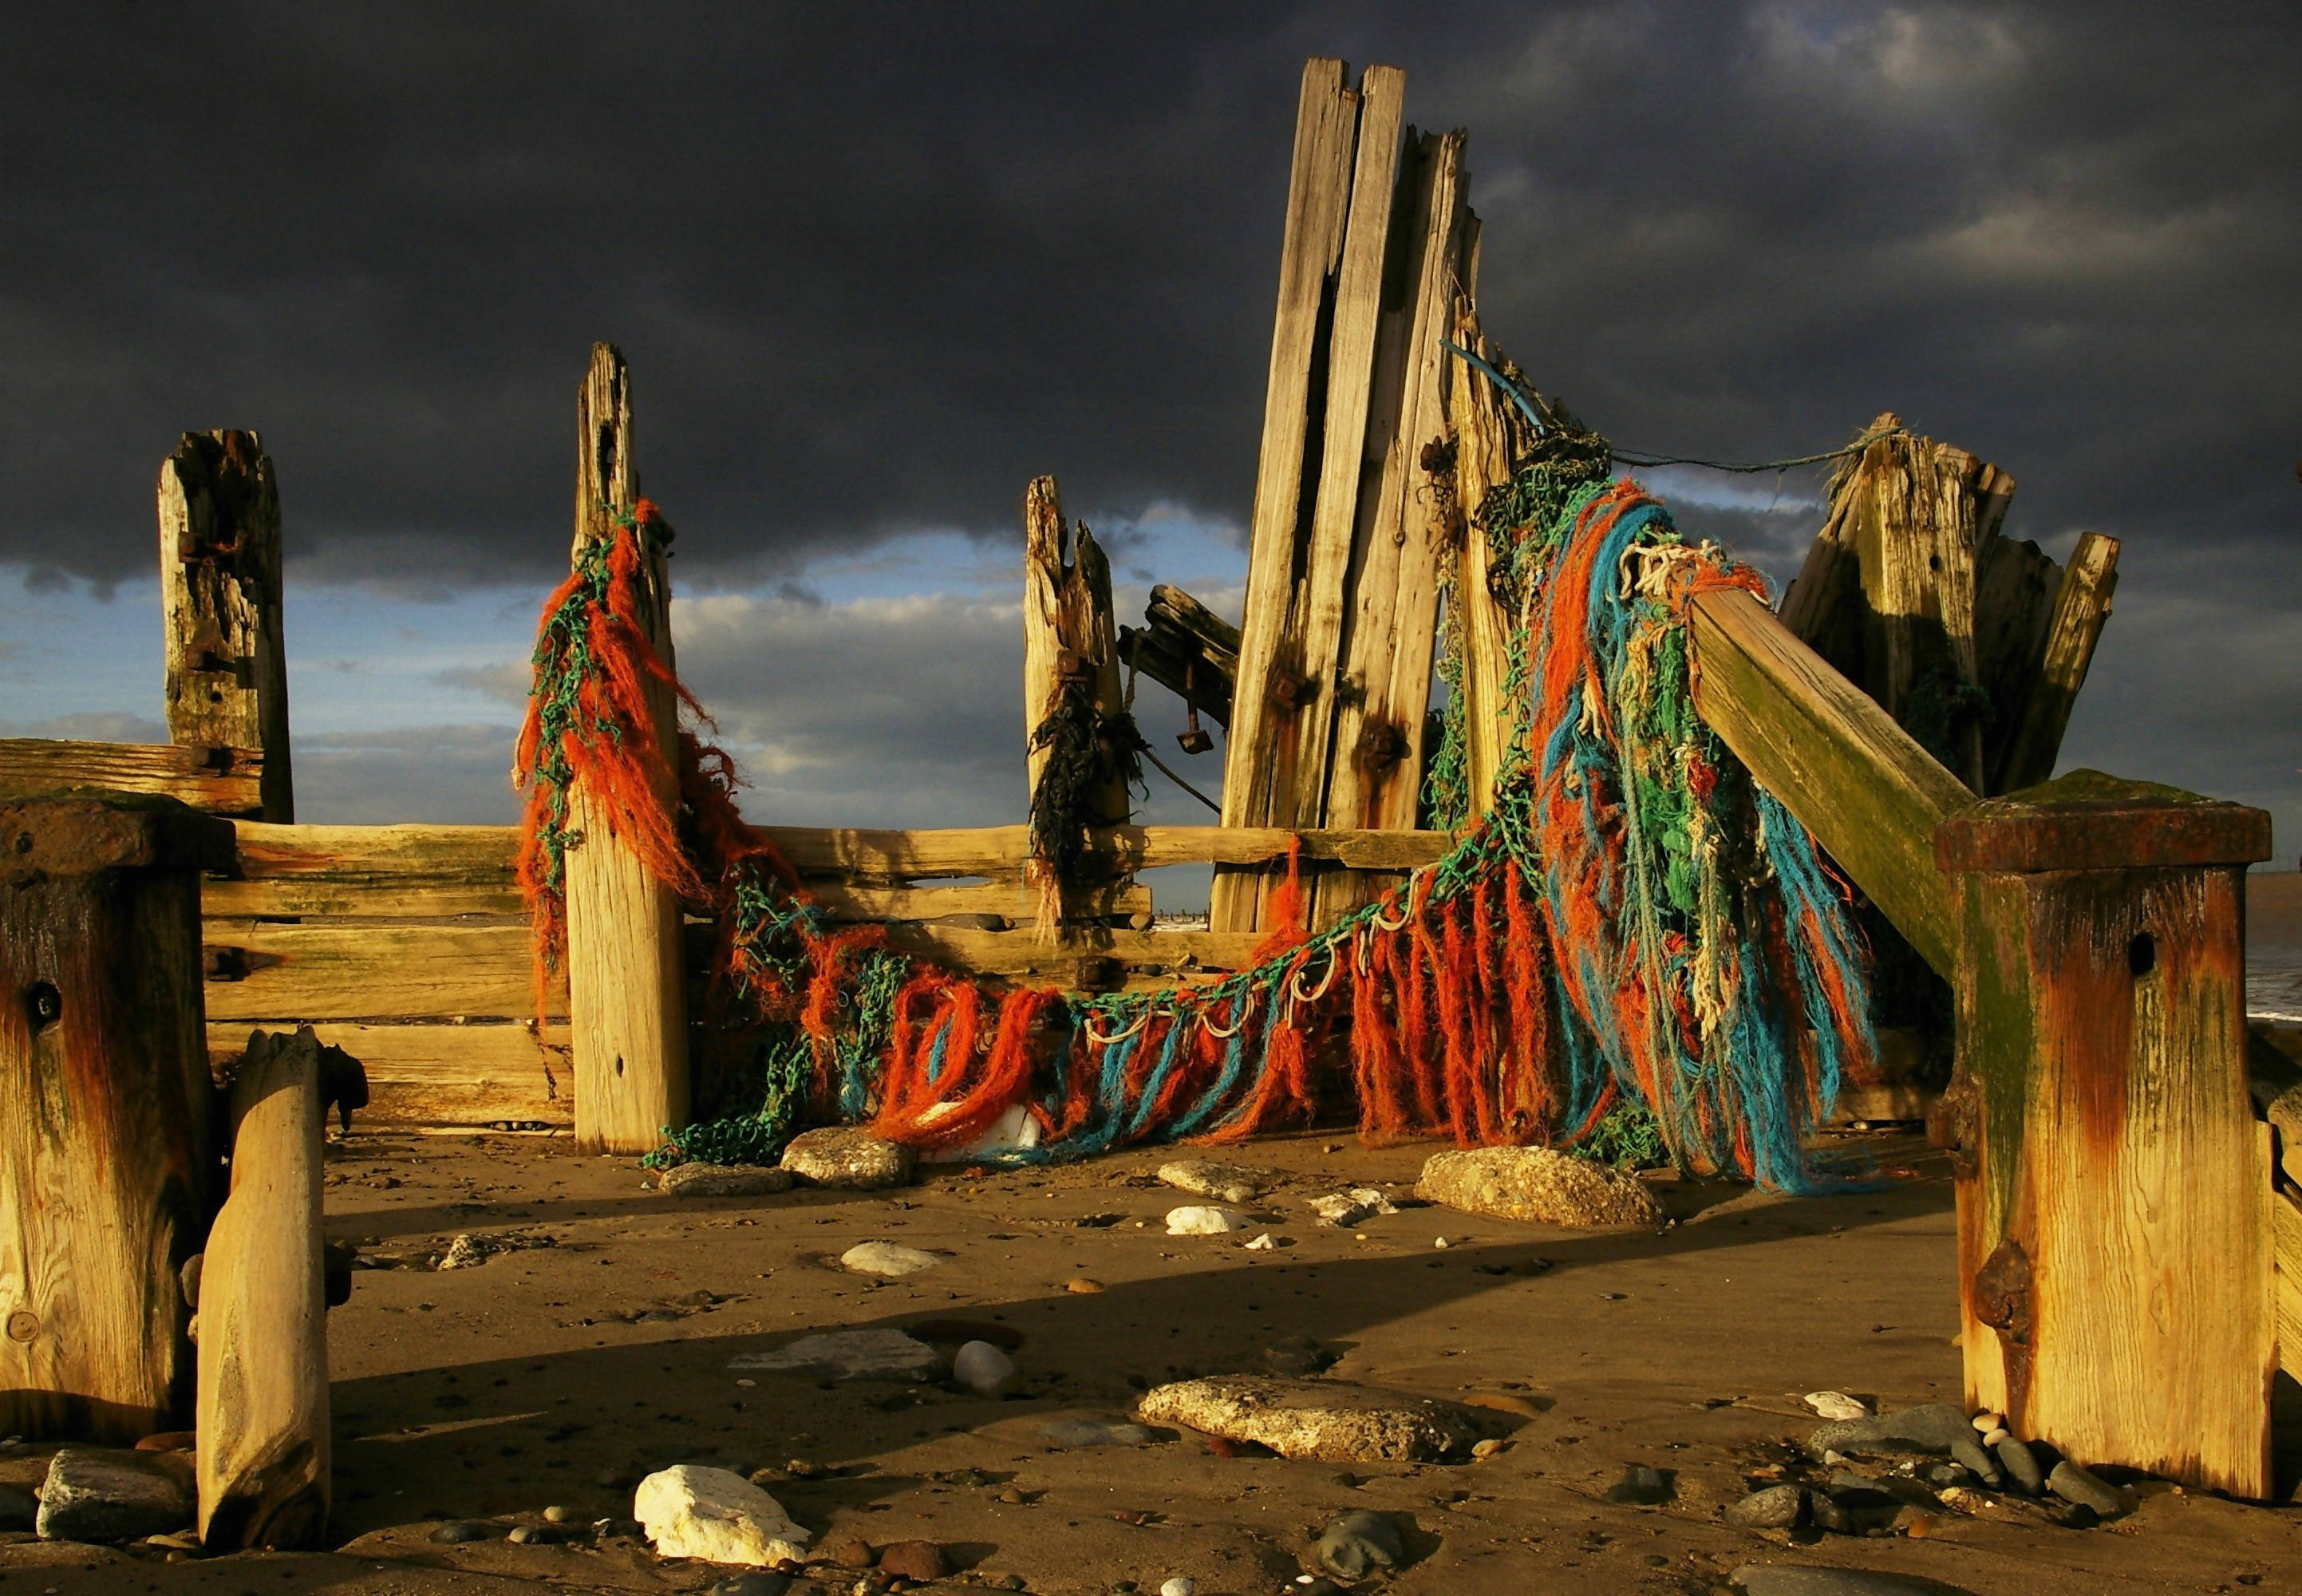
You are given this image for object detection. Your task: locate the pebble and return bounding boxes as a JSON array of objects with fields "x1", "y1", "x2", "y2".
[
  {"x1": 1037, "y1": 1420, "x2": 1155, "y2": 1448},
  {"x1": 954, "y1": 1340, "x2": 1018, "y2": 1396},
  {"x1": 507, "y1": 1525, "x2": 544, "y2": 1544},
  {"x1": 1066, "y1": 1278, "x2": 1106, "y2": 1294},
  {"x1": 542, "y1": 1504, "x2": 573, "y2": 1523},
  {"x1": 428, "y1": 1519, "x2": 496, "y2": 1543},
  {"x1": 997, "y1": 1486, "x2": 1026, "y2": 1504},
  {"x1": 877, "y1": 1540, "x2": 950, "y2": 1581},
  {"x1": 1980, "y1": 1427, "x2": 2010, "y2": 1448},
  {"x1": 1970, "y1": 1411, "x2": 2003, "y2": 1433},
  {"x1": 1432, "y1": 1236, "x2": 1450, "y2": 1249},
  {"x1": 1260, "y1": 1334, "x2": 1338, "y2": 1377},
  {"x1": 1470, "y1": 1438, "x2": 1506, "y2": 1460},
  {"x1": 2047, "y1": 1460, "x2": 2129, "y2": 1519},
  {"x1": 1603, "y1": 1463, "x2": 1673, "y2": 1505},
  {"x1": 1159, "y1": 1579, "x2": 1194, "y2": 1596},
  {"x1": 1158, "y1": 1159, "x2": 1277, "y2": 1205},
  {"x1": 780, "y1": 1127, "x2": 915, "y2": 1189},
  {"x1": 822, "y1": 1534, "x2": 877, "y2": 1569},
  {"x1": 660, "y1": 1163, "x2": 796, "y2": 1199},
  {"x1": 34, "y1": 1448, "x2": 195, "y2": 1543},
  {"x1": 1995, "y1": 1436, "x2": 2043, "y2": 1495},
  {"x1": 1723, "y1": 1483, "x2": 1806, "y2": 1528},
  {"x1": 1165, "y1": 1205, "x2": 1247, "y2": 1235},
  {"x1": 708, "y1": 1575, "x2": 792, "y2": 1596},
  {"x1": 1315, "y1": 1509, "x2": 1403, "y2": 1581},
  {"x1": 1805, "y1": 1401, "x2": 1971, "y2": 1460},
  {"x1": 1306, "y1": 1188, "x2": 1396, "y2": 1227},
  {"x1": 1243, "y1": 1233, "x2": 1277, "y2": 1250},
  {"x1": 1803, "y1": 1391, "x2": 1870, "y2": 1421},
  {"x1": 1948, "y1": 1433, "x2": 2001, "y2": 1486},
  {"x1": 839, "y1": 1241, "x2": 941, "y2": 1278},
  {"x1": 1732, "y1": 1568, "x2": 1983, "y2": 1595}
]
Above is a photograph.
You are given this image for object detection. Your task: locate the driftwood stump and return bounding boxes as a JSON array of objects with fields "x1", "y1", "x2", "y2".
[
  {"x1": 0, "y1": 796, "x2": 231, "y2": 1443},
  {"x1": 196, "y1": 1027, "x2": 330, "y2": 1548}
]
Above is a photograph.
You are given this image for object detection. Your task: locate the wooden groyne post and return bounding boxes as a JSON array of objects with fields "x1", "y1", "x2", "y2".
[
  {"x1": 1689, "y1": 585, "x2": 2276, "y2": 1497},
  {"x1": 563, "y1": 344, "x2": 690, "y2": 1155},
  {"x1": 160, "y1": 431, "x2": 293, "y2": 823},
  {"x1": 0, "y1": 795, "x2": 231, "y2": 1442}
]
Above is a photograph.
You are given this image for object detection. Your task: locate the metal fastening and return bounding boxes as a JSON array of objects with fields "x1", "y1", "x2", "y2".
[
  {"x1": 1356, "y1": 719, "x2": 1408, "y2": 770},
  {"x1": 1267, "y1": 665, "x2": 1315, "y2": 712},
  {"x1": 1177, "y1": 660, "x2": 1214, "y2": 755}
]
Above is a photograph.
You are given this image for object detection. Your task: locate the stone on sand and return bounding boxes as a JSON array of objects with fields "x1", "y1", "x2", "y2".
[
  {"x1": 2046, "y1": 1460, "x2": 2130, "y2": 1519},
  {"x1": 1306, "y1": 1187, "x2": 1396, "y2": 1227},
  {"x1": 954, "y1": 1340, "x2": 1018, "y2": 1396},
  {"x1": 1733, "y1": 1568, "x2": 1980, "y2": 1595},
  {"x1": 1804, "y1": 1401, "x2": 1972, "y2": 1460},
  {"x1": 660, "y1": 1163, "x2": 795, "y2": 1198},
  {"x1": 1315, "y1": 1508, "x2": 1404, "y2": 1580},
  {"x1": 634, "y1": 1464, "x2": 810, "y2": 1566},
  {"x1": 779, "y1": 1127, "x2": 915, "y2": 1189},
  {"x1": 1158, "y1": 1159, "x2": 1278, "y2": 1205},
  {"x1": 35, "y1": 1447, "x2": 192, "y2": 1543},
  {"x1": 728, "y1": 1329, "x2": 941, "y2": 1381},
  {"x1": 1038, "y1": 1420, "x2": 1156, "y2": 1448},
  {"x1": 1803, "y1": 1391, "x2": 1869, "y2": 1421},
  {"x1": 1415, "y1": 1148, "x2": 1664, "y2": 1228},
  {"x1": 1724, "y1": 1483, "x2": 1806, "y2": 1528},
  {"x1": 839, "y1": 1241, "x2": 941, "y2": 1277},
  {"x1": 1165, "y1": 1205, "x2": 1247, "y2": 1235},
  {"x1": 1138, "y1": 1376, "x2": 1486, "y2": 1462}
]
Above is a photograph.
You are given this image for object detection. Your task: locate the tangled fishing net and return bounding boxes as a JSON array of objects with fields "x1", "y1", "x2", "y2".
[{"x1": 515, "y1": 421, "x2": 1876, "y2": 1191}]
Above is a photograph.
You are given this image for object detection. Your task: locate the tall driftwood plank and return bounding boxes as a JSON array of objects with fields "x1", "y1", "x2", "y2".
[
  {"x1": 562, "y1": 343, "x2": 689, "y2": 1155},
  {"x1": 1211, "y1": 59, "x2": 1363, "y2": 934},
  {"x1": 159, "y1": 432, "x2": 293, "y2": 824},
  {"x1": 1993, "y1": 530, "x2": 2119, "y2": 795},
  {"x1": 1687, "y1": 588, "x2": 1972, "y2": 978},
  {"x1": 1933, "y1": 776, "x2": 2273, "y2": 1496},
  {"x1": 1442, "y1": 298, "x2": 1532, "y2": 820},
  {"x1": 0, "y1": 797, "x2": 229, "y2": 1442},
  {"x1": 197, "y1": 1027, "x2": 329, "y2": 1548},
  {"x1": 1022, "y1": 476, "x2": 1129, "y2": 821},
  {"x1": 0, "y1": 737, "x2": 263, "y2": 816},
  {"x1": 1317, "y1": 127, "x2": 1465, "y2": 922}
]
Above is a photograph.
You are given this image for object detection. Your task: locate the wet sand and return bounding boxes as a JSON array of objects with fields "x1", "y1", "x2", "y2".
[{"x1": 6, "y1": 1129, "x2": 2301, "y2": 1594}]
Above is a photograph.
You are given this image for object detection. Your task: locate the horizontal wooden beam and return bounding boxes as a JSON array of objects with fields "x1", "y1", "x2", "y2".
[
  {"x1": 1687, "y1": 586, "x2": 1972, "y2": 978},
  {"x1": 883, "y1": 922, "x2": 1269, "y2": 993},
  {"x1": 0, "y1": 738, "x2": 263, "y2": 817},
  {"x1": 767, "y1": 823, "x2": 1456, "y2": 883},
  {"x1": 206, "y1": 1020, "x2": 568, "y2": 1128},
  {"x1": 207, "y1": 820, "x2": 524, "y2": 917},
  {"x1": 202, "y1": 920, "x2": 560, "y2": 1023}
]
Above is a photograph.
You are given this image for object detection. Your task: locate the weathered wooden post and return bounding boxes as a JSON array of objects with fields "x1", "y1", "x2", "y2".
[
  {"x1": 159, "y1": 431, "x2": 292, "y2": 823},
  {"x1": 563, "y1": 343, "x2": 690, "y2": 1154},
  {"x1": 1933, "y1": 773, "x2": 2275, "y2": 1497},
  {"x1": 0, "y1": 795, "x2": 231, "y2": 1442},
  {"x1": 197, "y1": 1027, "x2": 330, "y2": 1549}
]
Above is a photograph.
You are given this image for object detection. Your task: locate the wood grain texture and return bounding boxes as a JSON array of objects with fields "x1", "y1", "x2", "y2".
[
  {"x1": 207, "y1": 1022, "x2": 569, "y2": 1127},
  {"x1": 1317, "y1": 126, "x2": 1465, "y2": 922},
  {"x1": 197, "y1": 1028, "x2": 329, "y2": 1548},
  {"x1": 0, "y1": 737, "x2": 263, "y2": 816},
  {"x1": 563, "y1": 342, "x2": 689, "y2": 1154},
  {"x1": 158, "y1": 432, "x2": 294, "y2": 824},
  {"x1": 1945, "y1": 860, "x2": 2271, "y2": 1497},
  {"x1": 765, "y1": 823, "x2": 1454, "y2": 881},
  {"x1": 1994, "y1": 531, "x2": 2120, "y2": 795},
  {"x1": 1687, "y1": 587, "x2": 1971, "y2": 977},
  {"x1": 1441, "y1": 298, "x2": 1532, "y2": 820},
  {"x1": 1022, "y1": 476, "x2": 1129, "y2": 826},
  {"x1": 1212, "y1": 58, "x2": 1362, "y2": 933},
  {"x1": 205, "y1": 820, "x2": 523, "y2": 918},
  {"x1": 202, "y1": 920, "x2": 563, "y2": 1022},
  {"x1": 884, "y1": 922, "x2": 1269, "y2": 993},
  {"x1": 2275, "y1": 1189, "x2": 2302, "y2": 1385},
  {"x1": 0, "y1": 804, "x2": 215, "y2": 1443}
]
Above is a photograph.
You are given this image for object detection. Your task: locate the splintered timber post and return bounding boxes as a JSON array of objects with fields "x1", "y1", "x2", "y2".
[
  {"x1": 159, "y1": 431, "x2": 293, "y2": 822},
  {"x1": 0, "y1": 796, "x2": 232, "y2": 1443},
  {"x1": 1933, "y1": 774, "x2": 2274, "y2": 1498},
  {"x1": 563, "y1": 344, "x2": 690, "y2": 1155}
]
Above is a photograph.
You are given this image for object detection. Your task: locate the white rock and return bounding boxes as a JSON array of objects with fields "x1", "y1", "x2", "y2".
[
  {"x1": 1432, "y1": 1236, "x2": 1450, "y2": 1249},
  {"x1": 1982, "y1": 1427, "x2": 2011, "y2": 1447},
  {"x1": 840, "y1": 1241, "x2": 941, "y2": 1277},
  {"x1": 1243, "y1": 1233, "x2": 1277, "y2": 1251},
  {"x1": 1804, "y1": 1390, "x2": 1871, "y2": 1421},
  {"x1": 1160, "y1": 1578, "x2": 1196, "y2": 1596},
  {"x1": 1307, "y1": 1187, "x2": 1396, "y2": 1227},
  {"x1": 1971, "y1": 1410, "x2": 2004, "y2": 1433},
  {"x1": 953, "y1": 1340, "x2": 1017, "y2": 1396},
  {"x1": 728, "y1": 1329, "x2": 942, "y2": 1381},
  {"x1": 1166, "y1": 1205, "x2": 1246, "y2": 1235},
  {"x1": 918, "y1": 1101, "x2": 1044, "y2": 1163},
  {"x1": 633, "y1": 1464, "x2": 811, "y2": 1566},
  {"x1": 1158, "y1": 1159, "x2": 1279, "y2": 1205}
]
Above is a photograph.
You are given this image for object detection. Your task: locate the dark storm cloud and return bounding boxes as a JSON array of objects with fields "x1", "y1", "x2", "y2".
[{"x1": 2, "y1": 2, "x2": 2295, "y2": 593}]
